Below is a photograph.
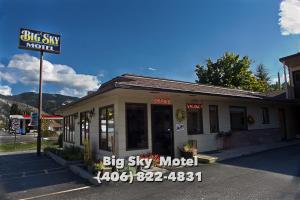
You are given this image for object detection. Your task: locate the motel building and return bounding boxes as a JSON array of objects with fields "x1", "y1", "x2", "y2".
[{"x1": 58, "y1": 69, "x2": 300, "y2": 159}]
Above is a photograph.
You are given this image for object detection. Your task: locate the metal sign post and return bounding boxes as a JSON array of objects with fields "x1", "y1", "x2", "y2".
[
  {"x1": 18, "y1": 28, "x2": 61, "y2": 156},
  {"x1": 37, "y1": 51, "x2": 43, "y2": 155}
]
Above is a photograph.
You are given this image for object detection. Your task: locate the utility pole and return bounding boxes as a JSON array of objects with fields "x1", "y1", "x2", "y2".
[{"x1": 278, "y1": 72, "x2": 281, "y2": 90}]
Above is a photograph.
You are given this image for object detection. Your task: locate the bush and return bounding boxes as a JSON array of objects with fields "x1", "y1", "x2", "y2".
[
  {"x1": 44, "y1": 145, "x2": 83, "y2": 161},
  {"x1": 42, "y1": 130, "x2": 58, "y2": 137}
]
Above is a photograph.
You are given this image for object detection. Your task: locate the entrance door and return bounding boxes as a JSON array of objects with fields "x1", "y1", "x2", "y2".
[
  {"x1": 151, "y1": 105, "x2": 174, "y2": 157},
  {"x1": 278, "y1": 108, "x2": 287, "y2": 140}
]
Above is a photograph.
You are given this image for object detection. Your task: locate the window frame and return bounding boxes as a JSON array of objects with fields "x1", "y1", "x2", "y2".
[
  {"x1": 229, "y1": 106, "x2": 248, "y2": 131},
  {"x1": 99, "y1": 105, "x2": 114, "y2": 151},
  {"x1": 262, "y1": 107, "x2": 270, "y2": 124},
  {"x1": 125, "y1": 103, "x2": 148, "y2": 151},
  {"x1": 186, "y1": 104, "x2": 204, "y2": 135},
  {"x1": 63, "y1": 114, "x2": 76, "y2": 144},
  {"x1": 209, "y1": 105, "x2": 219, "y2": 133},
  {"x1": 80, "y1": 111, "x2": 90, "y2": 145}
]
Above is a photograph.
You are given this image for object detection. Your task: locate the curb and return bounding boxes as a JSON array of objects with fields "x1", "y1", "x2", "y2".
[
  {"x1": 215, "y1": 141, "x2": 300, "y2": 161},
  {"x1": 69, "y1": 164, "x2": 101, "y2": 185}
]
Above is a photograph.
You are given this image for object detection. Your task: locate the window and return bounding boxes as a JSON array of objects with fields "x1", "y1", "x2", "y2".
[
  {"x1": 262, "y1": 107, "x2": 270, "y2": 124},
  {"x1": 70, "y1": 115, "x2": 75, "y2": 142},
  {"x1": 63, "y1": 114, "x2": 75, "y2": 143},
  {"x1": 80, "y1": 111, "x2": 90, "y2": 145},
  {"x1": 209, "y1": 105, "x2": 219, "y2": 133},
  {"x1": 99, "y1": 105, "x2": 114, "y2": 151},
  {"x1": 63, "y1": 118, "x2": 67, "y2": 142},
  {"x1": 230, "y1": 106, "x2": 247, "y2": 131},
  {"x1": 126, "y1": 103, "x2": 148, "y2": 150},
  {"x1": 187, "y1": 105, "x2": 203, "y2": 135}
]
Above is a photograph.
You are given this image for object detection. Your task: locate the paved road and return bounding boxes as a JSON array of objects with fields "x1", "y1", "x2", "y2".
[
  {"x1": 0, "y1": 131, "x2": 57, "y2": 144},
  {"x1": 1, "y1": 145, "x2": 300, "y2": 200}
]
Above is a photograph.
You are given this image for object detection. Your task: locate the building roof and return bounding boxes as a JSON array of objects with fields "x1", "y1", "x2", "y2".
[
  {"x1": 279, "y1": 52, "x2": 300, "y2": 68},
  {"x1": 59, "y1": 74, "x2": 294, "y2": 110},
  {"x1": 23, "y1": 114, "x2": 63, "y2": 120}
]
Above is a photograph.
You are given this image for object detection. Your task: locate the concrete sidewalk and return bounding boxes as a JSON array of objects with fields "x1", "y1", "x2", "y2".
[{"x1": 208, "y1": 139, "x2": 300, "y2": 161}]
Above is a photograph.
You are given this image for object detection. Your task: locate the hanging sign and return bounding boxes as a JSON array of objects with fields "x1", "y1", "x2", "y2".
[
  {"x1": 19, "y1": 28, "x2": 61, "y2": 54},
  {"x1": 30, "y1": 112, "x2": 38, "y2": 127},
  {"x1": 186, "y1": 104, "x2": 202, "y2": 109}
]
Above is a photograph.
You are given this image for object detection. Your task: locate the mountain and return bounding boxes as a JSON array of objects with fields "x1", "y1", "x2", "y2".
[
  {"x1": 0, "y1": 95, "x2": 37, "y2": 125},
  {"x1": 0, "y1": 92, "x2": 78, "y2": 115}
]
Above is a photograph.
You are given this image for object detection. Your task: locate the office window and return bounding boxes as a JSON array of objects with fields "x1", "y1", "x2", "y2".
[
  {"x1": 63, "y1": 117, "x2": 67, "y2": 142},
  {"x1": 187, "y1": 105, "x2": 203, "y2": 135},
  {"x1": 63, "y1": 115, "x2": 75, "y2": 143},
  {"x1": 70, "y1": 115, "x2": 75, "y2": 143},
  {"x1": 80, "y1": 111, "x2": 90, "y2": 145},
  {"x1": 126, "y1": 103, "x2": 148, "y2": 150},
  {"x1": 99, "y1": 105, "x2": 114, "y2": 151},
  {"x1": 230, "y1": 106, "x2": 247, "y2": 131},
  {"x1": 209, "y1": 105, "x2": 219, "y2": 133},
  {"x1": 262, "y1": 107, "x2": 270, "y2": 124}
]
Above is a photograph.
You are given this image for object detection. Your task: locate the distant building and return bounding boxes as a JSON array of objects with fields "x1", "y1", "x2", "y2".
[{"x1": 9, "y1": 114, "x2": 63, "y2": 134}]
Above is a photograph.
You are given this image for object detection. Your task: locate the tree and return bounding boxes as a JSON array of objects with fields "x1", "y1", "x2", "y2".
[
  {"x1": 195, "y1": 52, "x2": 262, "y2": 91},
  {"x1": 255, "y1": 64, "x2": 270, "y2": 83},
  {"x1": 9, "y1": 104, "x2": 21, "y2": 115},
  {"x1": 255, "y1": 64, "x2": 271, "y2": 92}
]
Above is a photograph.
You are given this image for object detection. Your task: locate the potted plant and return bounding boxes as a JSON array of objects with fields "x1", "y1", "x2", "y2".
[
  {"x1": 93, "y1": 160, "x2": 112, "y2": 175},
  {"x1": 216, "y1": 131, "x2": 232, "y2": 149},
  {"x1": 179, "y1": 143, "x2": 197, "y2": 158}
]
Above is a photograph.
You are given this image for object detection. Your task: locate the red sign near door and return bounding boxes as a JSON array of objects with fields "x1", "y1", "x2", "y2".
[
  {"x1": 153, "y1": 98, "x2": 171, "y2": 105},
  {"x1": 186, "y1": 104, "x2": 202, "y2": 109}
]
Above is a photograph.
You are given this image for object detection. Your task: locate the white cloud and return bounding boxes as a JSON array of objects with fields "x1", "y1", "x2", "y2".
[
  {"x1": 59, "y1": 87, "x2": 88, "y2": 97},
  {"x1": 147, "y1": 67, "x2": 157, "y2": 71},
  {"x1": 0, "y1": 63, "x2": 4, "y2": 68},
  {"x1": 1, "y1": 54, "x2": 101, "y2": 97},
  {"x1": 0, "y1": 71, "x2": 17, "y2": 84},
  {"x1": 279, "y1": 0, "x2": 300, "y2": 35},
  {"x1": 271, "y1": 73, "x2": 290, "y2": 84},
  {"x1": 0, "y1": 85, "x2": 12, "y2": 96}
]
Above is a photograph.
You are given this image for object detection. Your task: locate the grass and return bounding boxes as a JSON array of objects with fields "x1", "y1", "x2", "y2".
[{"x1": 0, "y1": 140, "x2": 58, "y2": 152}]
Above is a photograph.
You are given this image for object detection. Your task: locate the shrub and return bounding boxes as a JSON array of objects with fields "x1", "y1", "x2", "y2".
[
  {"x1": 42, "y1": 130, "x2": 58, "y2": 137},
  {"x1": 45, "y1": 145, "x2": 83, "y2": 161}
]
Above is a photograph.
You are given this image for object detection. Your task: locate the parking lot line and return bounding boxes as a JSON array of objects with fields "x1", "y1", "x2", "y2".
[
  {"x1": 1, "y1": 169, "x2": 69, "y2": 182},
  {"x1": 19, "y1": 186, "x2": 91, "y2": 200},
  {"x1": 0, "y1": 167, "x2": 65, "y2": 177}
]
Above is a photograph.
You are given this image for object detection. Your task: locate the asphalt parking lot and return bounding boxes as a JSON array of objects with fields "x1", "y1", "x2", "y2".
[
  {"x1": 0, "y1": 152, "x2": 89, "y2": 200},
  {"x1": 1, "y1": 145, "x2": 300, "y2": 200}
]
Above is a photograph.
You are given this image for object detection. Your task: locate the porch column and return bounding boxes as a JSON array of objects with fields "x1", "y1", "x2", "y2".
[{"x1": 283, "y1": 62, "x2": 288, "y2": 99}]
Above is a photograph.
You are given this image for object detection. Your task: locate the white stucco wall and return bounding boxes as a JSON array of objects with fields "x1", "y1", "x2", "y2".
[
  {"x1": 114, "y1": 90, "x2": 283, "y2": 157},
  {"x1": 61, "y1": 89, "x2": 288, "y2": 158},
  {"x1": 61, "y1": 91, "x2": 119, "y2": 160}
]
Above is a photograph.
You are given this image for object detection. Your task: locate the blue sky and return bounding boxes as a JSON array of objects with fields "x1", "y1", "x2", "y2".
[{"x1": 0, "y1": 0, "x2": 300, "y2": 97}]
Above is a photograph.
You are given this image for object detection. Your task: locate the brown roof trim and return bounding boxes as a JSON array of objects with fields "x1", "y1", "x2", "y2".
[
  {"x1": 279, "y1": 52, "x2": 300, "y2": 63},
  {"x1": 122, "y1": 73, "x2": 266, "y2": 96},
  {"x1": 57, "y1": 73, "x2": 298, "y2": 112},
  {"x1": 115, "y1": 83, "x2": 296, "y2": 104}
]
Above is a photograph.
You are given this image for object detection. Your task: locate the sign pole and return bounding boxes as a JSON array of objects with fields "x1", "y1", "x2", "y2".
[
  {"x1": 18, "y1": 28, "x2": 61, "y2": 156},
  {"x1": 37, "y1": 51, "x2": 43, "y2": 156}
]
